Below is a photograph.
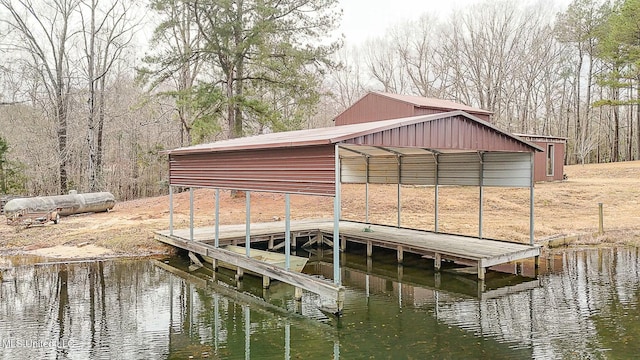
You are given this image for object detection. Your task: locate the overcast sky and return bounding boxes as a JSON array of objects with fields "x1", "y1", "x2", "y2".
[
  {"x1": 337, "y1": 0, "x2": 478, "y2": 44},
  {"x1": 337, "y1": 0, "x2": 571, "y2": 45}
]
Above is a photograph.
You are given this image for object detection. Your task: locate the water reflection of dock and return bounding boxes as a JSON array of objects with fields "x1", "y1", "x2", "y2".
[{"x1": 307, "y1": 255, "x2": 541, "y2": 303}]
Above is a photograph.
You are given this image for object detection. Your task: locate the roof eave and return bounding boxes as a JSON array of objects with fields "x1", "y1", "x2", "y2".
[
  {"x1": 376, "y1": 92, "x2": 494, "y2": 115},
  {"x1": 162, "y1": 139, "x2": 334, "y2": 156}
]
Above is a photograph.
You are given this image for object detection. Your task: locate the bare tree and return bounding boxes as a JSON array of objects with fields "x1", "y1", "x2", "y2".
[
  {"x1": 555, "y1": 0, "x2": 608, "y2": 163},
  {"x1": 364, "y1": 34, "x2": 408, "y2": 94},
  {"x1": 328, "y1": 46, "x2": 367, "y2": 111},
  {"x1": 80, "y1": 0, "x2": 139, "y2": 191},
  {"x1": 0, "y1": 0, "x2": 80, "y2": 194},
  {"x1": 393, "y1": 14, "x2": 445, "y2": 98}
]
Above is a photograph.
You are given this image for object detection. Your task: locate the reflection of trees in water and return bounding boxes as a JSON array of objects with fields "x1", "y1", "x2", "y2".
[
  {"x1": 2, "y1": 250, "x2": 638, "y2": 358},
  {"x1": 56, "y1": 265, "x2": 69, "y2": 358},
  {"x1": 433, "y1": 248, "x2": 640, "y2": 358},
  {"x1": 0, "y1": 261, "x2": 174, "y2": 358}
]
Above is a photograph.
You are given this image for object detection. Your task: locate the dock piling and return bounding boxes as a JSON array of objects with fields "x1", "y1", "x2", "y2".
[
  {"x1": 598, "y1": 203, "x2": 604, "y2": 235},
  {"x1": 477, "y1": 264, "x2": 486, "y2": 280}
]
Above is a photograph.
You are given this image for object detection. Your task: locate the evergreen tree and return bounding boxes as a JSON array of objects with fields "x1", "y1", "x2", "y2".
[{"x1": 142, "y1": 0, "x2": 342, "y2": 141}]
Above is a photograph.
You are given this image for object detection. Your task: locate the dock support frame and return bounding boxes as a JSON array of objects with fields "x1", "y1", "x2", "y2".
[
  {"x1": 285, "y1": 194, "x2": 291, "y2": 271},
  {"x1": 246, "y1": 191, "x2": 251, "y2": 257},
  {"x1": 169, "y1": 186, "x2": 174, "y2": 236},
  {"x1": 434, "y1": 154, "x2": 439, "y2": 233},
  {"x1": 479, "y1": 152, "x2": 484, "y2": 240},
  {"x1": 215, "y1": 189, "x2": 220, "y2": 248},
  {"x1": 189, "y1": 188, "x2": 194, "y2": 241},
  {"x1": 529, "y1": 152, "x2": 535, "y2": 245},
  {"x1": 333, "y1": 145, "x2": 342, "y2": 286}
]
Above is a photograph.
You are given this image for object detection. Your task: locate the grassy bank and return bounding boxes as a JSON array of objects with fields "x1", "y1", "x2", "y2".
[{"x1": 1, "y1": 161, "x2": 639, "y2": 258}]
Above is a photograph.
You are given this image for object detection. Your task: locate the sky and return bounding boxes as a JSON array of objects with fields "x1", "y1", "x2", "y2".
[
  {"x1": 337, "y1": 0, "x2": 478, "y2": 45},
  {"x1": 337, "y1": 0, "x2": 571, "y2": 45}
]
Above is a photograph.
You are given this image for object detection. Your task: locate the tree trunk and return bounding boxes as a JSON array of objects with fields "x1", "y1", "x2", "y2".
[
  {"x1": 87, "y1": 0, "x2": 98, "y2": 192},
  {"x1": 637, "y1": 88, "x2": 640, "y2": 160},
  {"x1": 57, "y1": 90, "x2": 68, "y2": 195},
  {"x1": 226, "y1": 71, "x2": 235, "y2": 138},
  {"x1": 613, "y1": 89, "x2": 620, "y2": 163},
  {"x1": 96, "y1": 76, "x2": 106, "y2": 186}
]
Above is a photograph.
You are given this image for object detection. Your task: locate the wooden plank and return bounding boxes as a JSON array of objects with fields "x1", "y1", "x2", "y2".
[
  {"x1": 155, "y1": 233, "x2": 344, "y2": 302},
  {"x1": 188, "y1": 252, "x2": 204, "y2": 269}
]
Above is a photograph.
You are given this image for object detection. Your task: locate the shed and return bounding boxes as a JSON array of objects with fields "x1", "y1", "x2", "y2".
[
  {"x1": 334, "y1": 92, "x2": 493, "y2": 126},
  {"x1": 513, "y1": 134, "x2": 567, "y2": 182},
  {"x1": 335, "y1": 92, "x2": 565, "y2": 182}
]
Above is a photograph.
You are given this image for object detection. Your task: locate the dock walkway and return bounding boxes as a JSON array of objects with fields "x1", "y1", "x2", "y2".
[{"x1": 156, "y1": 219, "x2": 539, "y2": 289}]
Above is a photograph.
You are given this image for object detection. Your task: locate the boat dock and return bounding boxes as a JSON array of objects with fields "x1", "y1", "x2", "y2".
[{"x1": 155, "y1": 219, "x2": 540, "y2": 313}]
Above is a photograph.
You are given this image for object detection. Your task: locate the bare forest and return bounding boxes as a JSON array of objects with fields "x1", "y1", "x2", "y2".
[{"x1": 1, "y1": 0, "x2": 639, "y2": 201}]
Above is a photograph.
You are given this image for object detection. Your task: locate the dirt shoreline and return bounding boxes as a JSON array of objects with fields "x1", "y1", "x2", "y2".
[{"x1": 1, "y1": 161, "x2": 639, "y2": 261}]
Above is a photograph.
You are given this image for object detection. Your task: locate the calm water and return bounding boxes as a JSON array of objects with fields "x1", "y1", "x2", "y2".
[{"x1": 1, "y1": 247, "x2": 639, "y2": 359}]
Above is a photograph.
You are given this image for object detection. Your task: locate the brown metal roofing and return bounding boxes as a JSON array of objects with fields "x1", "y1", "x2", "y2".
[
  {"x1": 164, "y1": 111, "x2": 541, "y2": 155},
  {"x1": 166, "y1": 111, "x2": 542, "y2": 195},
  {"x1": 374, "y1": 92, "x2": 493, "y2": 115},
  {"x1": 169, "y1": 145, "x2": 336, "y2": 195}
]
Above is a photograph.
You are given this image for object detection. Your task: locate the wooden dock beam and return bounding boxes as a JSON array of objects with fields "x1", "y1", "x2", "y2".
[{"x1": 155, "y1": 232, "x2": 345, "y2": 314}]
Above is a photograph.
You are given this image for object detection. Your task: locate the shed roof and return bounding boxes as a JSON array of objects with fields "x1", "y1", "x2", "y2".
[
  {"x1": 165, "y1": 111, "x2": 540, "y2": 155},
  {"x1": 513, "y1": 133, "x2": 568, "y2": 141},
  {"x1": 373, "y1": 92, "x2": 493, "y2": 115}
]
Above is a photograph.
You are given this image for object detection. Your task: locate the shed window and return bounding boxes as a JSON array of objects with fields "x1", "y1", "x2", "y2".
[{"x1": 546, "y1": 144, "x2": 554, "y2": 176}]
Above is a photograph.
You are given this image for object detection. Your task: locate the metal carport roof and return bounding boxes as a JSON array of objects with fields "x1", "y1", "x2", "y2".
[{"x1": 165, "y1": 111, "x2": 541, "y2": 196}]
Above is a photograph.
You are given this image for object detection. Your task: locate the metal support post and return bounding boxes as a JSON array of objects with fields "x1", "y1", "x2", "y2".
[
  {"x1": 189, "y1": 188, "x2": 194, "y2": 241},
  {"x1": 215, "y1": 188, "x2": 220, "y2": 248},
  {"x1": 246, "y1": 191, "x2": 251, "y2": 257},
  {"x1": 285, "y1": 193, "x2": 291, "y2": 271},
  {"x1": 333, "y1": 145, "x2": 341, "y2": 286},
  {"x1": 169, "y1": 186, "x2": 174, "y2": 236}
]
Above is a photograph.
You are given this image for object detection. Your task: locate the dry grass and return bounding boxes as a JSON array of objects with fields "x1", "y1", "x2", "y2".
[{"x1": 1, "y1": 160, "x2": 639, "y2": 257}]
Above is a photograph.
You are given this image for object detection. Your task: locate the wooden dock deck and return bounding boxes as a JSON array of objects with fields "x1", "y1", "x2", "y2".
[
  {"x1": 157, "y1": 220, "x2": 540, "y2": 278},
  {"x1": 155, "y1": 219, "x2": 540, "y2": 285},
  {"x1": 324, "y1": 221, "x2": 541, "y2": 280}
]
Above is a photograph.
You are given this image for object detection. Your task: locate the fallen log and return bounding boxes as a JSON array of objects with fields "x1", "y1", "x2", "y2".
[{"x1": 3, "y1": 192, "x2": 116, "y2": 217}]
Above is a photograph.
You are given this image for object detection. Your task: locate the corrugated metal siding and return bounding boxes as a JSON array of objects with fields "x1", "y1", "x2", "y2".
[
  {"x1": 342, "y1": 115, "x2": 534, "y2": 152},
  {"x1": 169, "y1": 145, "x2": 336, "y2": 196},
  {"x1": 413, "y1": 108, "x2": 491, "y2": 122},
  {"x1": 334, "y1": 93, "x2": 415, "y2": 126},
  {"x1": 483, "y1": 153, "x2": 532, "y2": 187},
  {"x1": 401, "y1": 155, "x2": 436, "y2": 185},
  {"x1": 369, "y1": 157, "x2": 400, "y2": 183},
  {"x1": 439, "y1": 153, "x2": 481, "y2": 186},
  {"x1": 340, "y1": 150, "x2": 531, "y2": 187},
  {"x1": 341, "y1": 156, "x2": 367, "y2": 183}
]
